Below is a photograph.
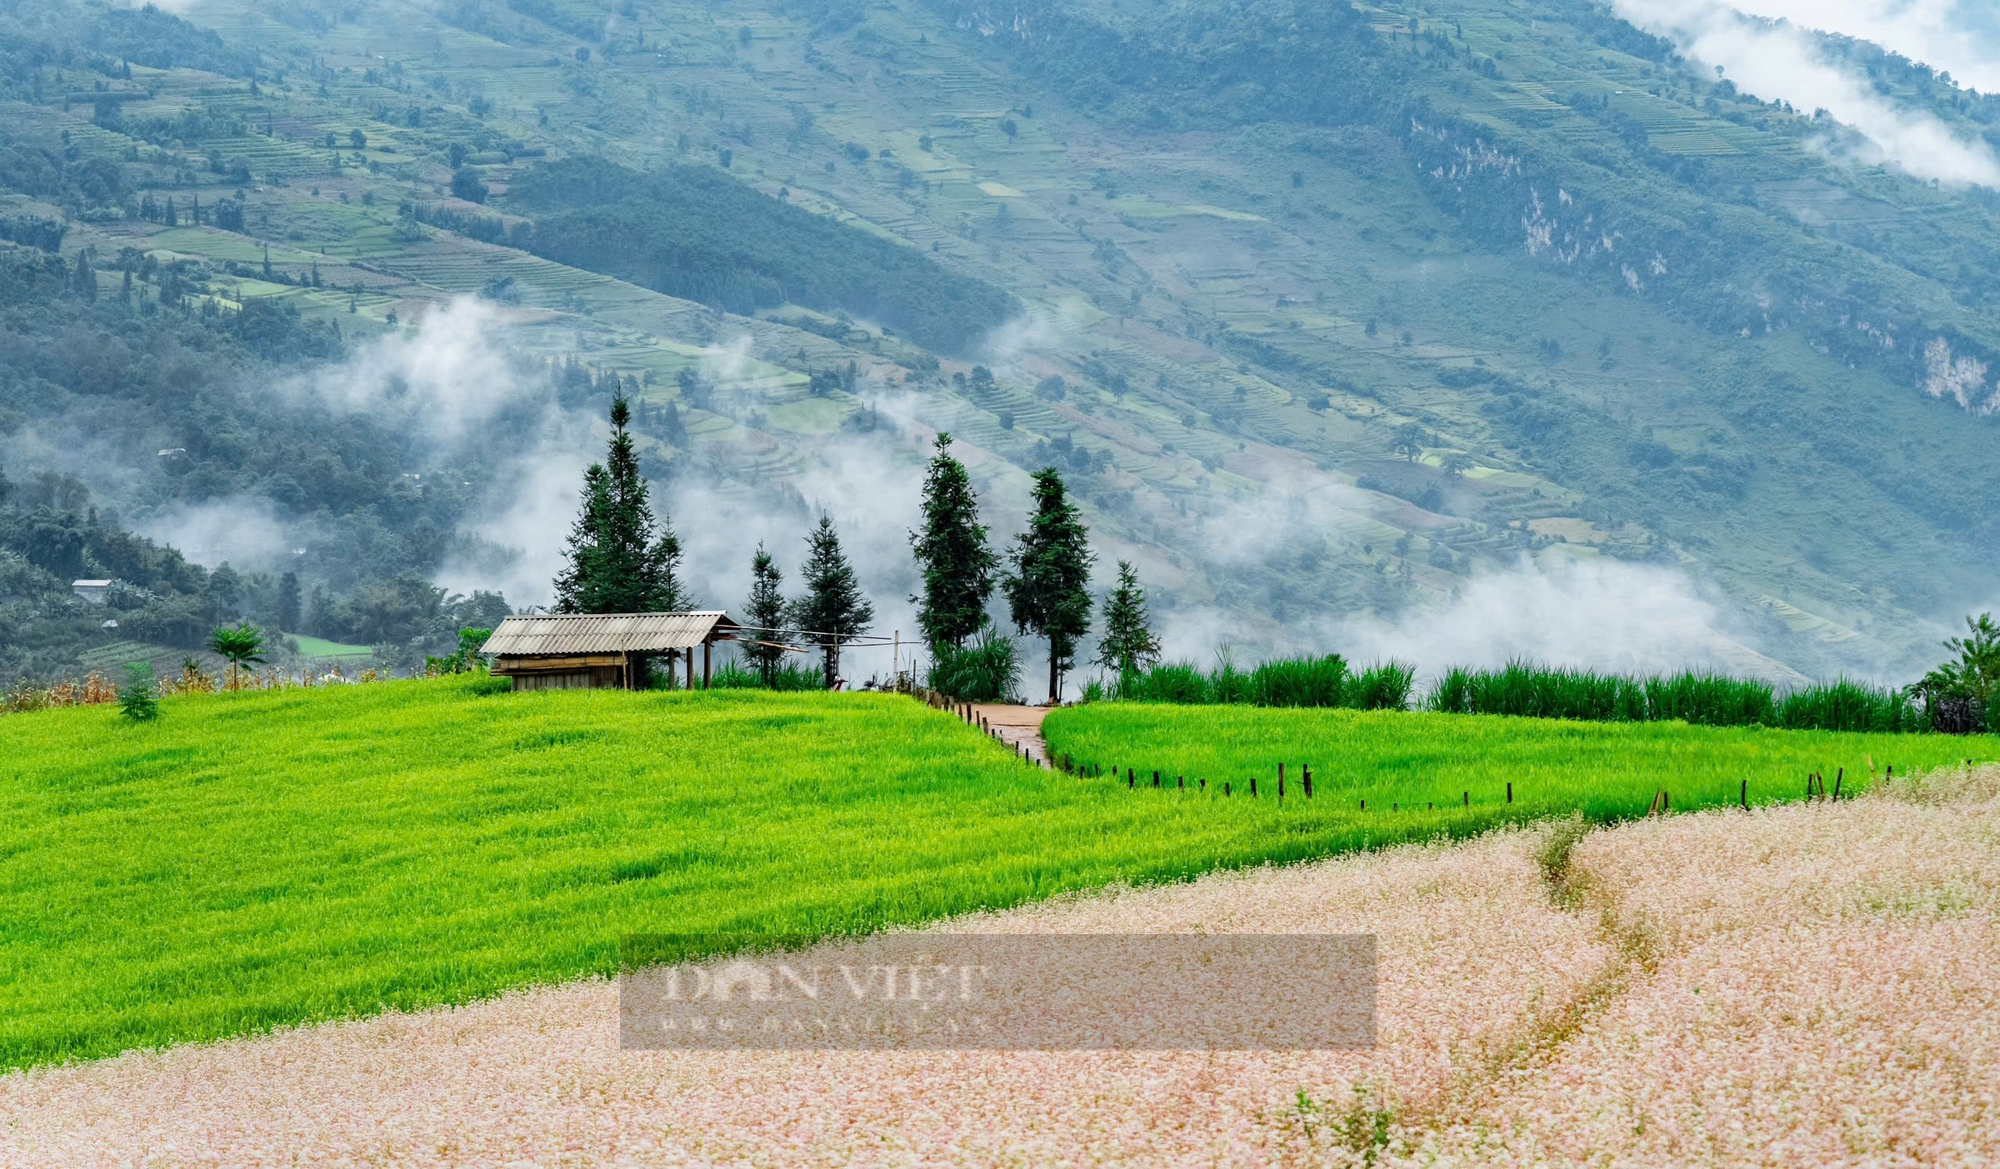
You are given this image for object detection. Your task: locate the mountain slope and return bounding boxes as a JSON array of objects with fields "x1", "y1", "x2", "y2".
[{"x1": 2, "y1": 0, "x2": 1995, "y2": 679}]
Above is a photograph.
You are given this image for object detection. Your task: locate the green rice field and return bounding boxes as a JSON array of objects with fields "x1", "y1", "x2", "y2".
[
  {"x1": 1040, "y1": 703, "x2": 2000, "y2": 818},
  {"x1": 0, "y1": 678, "x2": 1450, "y2": 1069},
  {"x1": 9, "y1": 679, "x2": 1999, "y2": 1071}
]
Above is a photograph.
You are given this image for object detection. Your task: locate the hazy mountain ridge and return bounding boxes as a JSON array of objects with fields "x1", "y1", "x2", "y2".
[{"x1": 0, "y1": 0, "x2": 1994, "y2": 682}]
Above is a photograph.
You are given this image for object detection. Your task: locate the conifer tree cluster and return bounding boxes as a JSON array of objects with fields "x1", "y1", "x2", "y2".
[
  {"x1": 743, "y1": 543, "x2": 788, "y2": 684},
  {"x1": 554, "y1": 394, "x2": 688, "y2": 614},
  {"x1": 791, "y1": 516, "x2": 874, "y2": 688},
  {"x1": 738, "y1": 519, "x2": 874, "y2": 689},
  {"x1": 553, "y1": 388, "x2": 1159, "y2": 702},
  {"x1": 1004, "y1": 469, "x2": 1096, "y2": 704},
  {"x1": 910, "y1": 433, "x2": 996, "y2": 650},
  {"x1": 1095, "y1": 560, "x2": 1162, "y2": 674}
]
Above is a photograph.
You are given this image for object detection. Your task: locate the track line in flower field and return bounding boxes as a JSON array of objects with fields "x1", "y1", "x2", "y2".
[{"x1": 1410, "y1": 765, "x2": 2000, "y2": 1166}]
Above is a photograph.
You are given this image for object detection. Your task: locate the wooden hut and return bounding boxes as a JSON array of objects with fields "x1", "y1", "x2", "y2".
[{"x1": 482, "y1": 611, "x2": 742, "y2": 691}]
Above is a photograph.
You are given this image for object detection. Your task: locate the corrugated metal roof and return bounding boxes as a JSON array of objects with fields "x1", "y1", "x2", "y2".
[{"x1": 483, "y1": 611, "x2": 740, "y2": 656}]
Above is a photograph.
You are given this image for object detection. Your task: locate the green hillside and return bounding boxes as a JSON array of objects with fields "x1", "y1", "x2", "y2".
[
  {"x1": 0, "y1": 679, "x2": 1492, "y2": 1066},
  {"x1": 2, "y1": 0, "x2": 1997, "y2": 677}
]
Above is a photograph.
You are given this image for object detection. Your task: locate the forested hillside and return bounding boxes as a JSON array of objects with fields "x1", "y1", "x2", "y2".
[{"x1": 0, "y1": 0, "x2": 1996, "y2": 682}]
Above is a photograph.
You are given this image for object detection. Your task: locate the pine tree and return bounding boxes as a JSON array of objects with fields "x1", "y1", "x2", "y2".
[
  {"x1": 910, "y1": 433, "x2": 996, "y2": 650},
  {"x1": 1003, "y1": 468, "x2": 1095, "y2": 704},
  {"x1": 119, "y1": 662, "x2": 159, "y2": 722},
  {"x1": 553, "y1": 394, "x2": 689, "y2": 614},
  {"x1": 743, "y1": 543, "x2": 788, "y2": 684},
  {"x1": 277, "y1": 571, "x2": 302, "y2": 633},
  {"x1": 1095, "y1": 560, "x2": 1161, "y2": 674},
  {"x1": 71, "y1": 252, "x2": 95, "y2": 302},
  {"x1": 791, "y1": 515, "x2": 873, "y2": 688}
]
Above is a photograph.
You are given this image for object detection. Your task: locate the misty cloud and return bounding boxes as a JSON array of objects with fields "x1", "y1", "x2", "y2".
[
  {"x1": 304, "y1": 298, "x2": 550, "y2": 440},
  {"x1": 1613, "y1": 0, "x2": 2000, "y2": 187},
  {"x1": 1340, "y1": 556, "x2": 1804, "y2": 682},
  {"x1": 1153, "y1": 556, "x2": 1804, "y2": 686},
  {"x1": 1694, "y1": 0, "x2": 2000, "y2": 94},
  {"x1": 132, "y1": 497, "x2": 292, "y2": 574}
]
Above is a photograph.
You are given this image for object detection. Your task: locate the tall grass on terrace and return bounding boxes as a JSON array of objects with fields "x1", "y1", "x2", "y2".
[
  {"x1": 1424, "y1": 661, "x2": 1931, "y2": 732},
  {"x1": 1425, "y1": 662, "x2": 1775, "y2": 726},
  {"x1": 1041, "y1": 703, "x2": 2000, "y2": 830},
  {"x1": 1108, "y1": 654, "x2": 1414, "y2": 710},
  {"x1": 708, "y1": 661, "x2": 827, "y2": 691},
  {"x1": 1776, "y1": 678, "x2": 1927, "y2": 733}
]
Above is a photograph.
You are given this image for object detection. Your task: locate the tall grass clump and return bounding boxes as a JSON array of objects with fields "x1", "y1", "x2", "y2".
[
  {"x1": 1108, "y1": 654, "x2": 1411, "y2": 710},
  {"x1": 1427, "y1": 661, "x2": 1646, "y2": 721},
  {"x1": 1428, "y1": 662, "x2": 1778, "y2": 726},
  {"x1": 927, "y1": 628, "x2": 1022, "y2": 703},
  {"x1": 1118, "y1": 662, "x2": 1213, "y2": 704},
  {"x1": 1645, "y1": 671, "x2": 1776, "y2": 726},
  {"x1": 1249, "y1": 654, "x2": 1349, "y2": 708},
  {"x1": 1348, "y1": 661, "x2": 1416, "y2": 710},
  {"x1": 1776, "y1": 678, "x2": 1925, "y2": 733},
  {"x1": 708, "y1": 661, "x2": 827, "y2": 691}
]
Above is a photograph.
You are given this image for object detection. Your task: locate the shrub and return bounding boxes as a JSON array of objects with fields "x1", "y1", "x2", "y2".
[
  {"x1": 1349, "y1": 661, "x2": 1416, "y2": 710},
  {"x1": 1249, "y1": 654, "x2": 1348, "y2": 708},
  {"x1": 1777, "y1": 679, "x2": 1925, "y2": 733},
  {"x1": 118, "y1": 663, "x2": 159, "y2": 722},
  {"x1": 928, "y1": 628, "x2": 1022, "y2": 703}
]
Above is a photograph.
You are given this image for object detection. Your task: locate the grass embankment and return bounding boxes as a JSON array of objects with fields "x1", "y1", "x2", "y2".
[
  {"x1": 1040, "y1": 703, "x2": 2000, "y2": 822},
  {"x1": 1, "y1": 677, "x2": 1503, "y2": 1070}
]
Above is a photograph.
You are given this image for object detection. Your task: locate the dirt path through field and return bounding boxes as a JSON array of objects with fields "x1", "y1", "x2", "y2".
[{"x1": 970, "y1": 702, "x2": 1051, "y2": 766}]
